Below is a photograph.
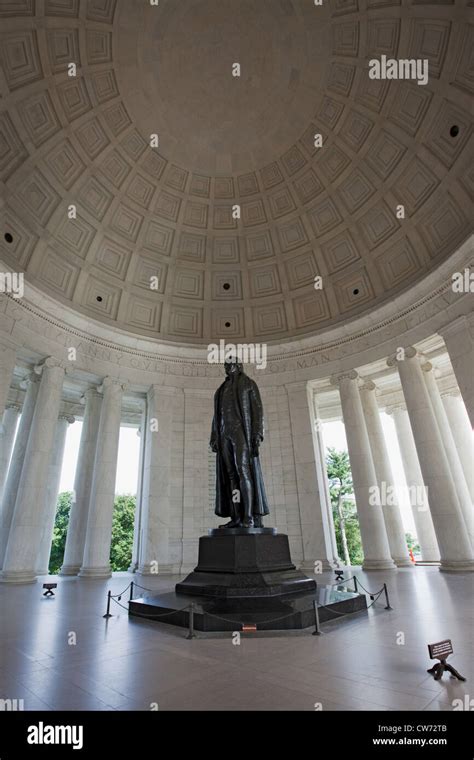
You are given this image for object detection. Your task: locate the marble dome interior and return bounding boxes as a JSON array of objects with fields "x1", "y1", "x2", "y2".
[{"x1": 0, "y1": 0, "x2": 473, "y2": 344}]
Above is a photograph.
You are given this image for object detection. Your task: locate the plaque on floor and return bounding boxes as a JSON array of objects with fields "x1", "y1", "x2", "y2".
[{"x1": 427, "y1": 639, "x2": 466, "y2": 681}]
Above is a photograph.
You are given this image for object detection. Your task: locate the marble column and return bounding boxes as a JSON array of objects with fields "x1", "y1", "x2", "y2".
[
  {"x1": 286, "y1": 381, "x2": 339, "y2": 571},
  {"x1": 386, "y1": 405, "x2": 440, "y2": 562},
  {"x1": 0, "y1": 404, "x2": 20, "y2": 505},
  {"x1": 61, "y1": 389, "x2": 102, "y2": 576},
  {"x1": 128, "y1": 410, "x2": 146, "y2": 573},
  {"x1": 313, "y1": 393, "x2": 341, "y2": 567},
  {"x1": 442, "y1": 393, "x2": 473, "y2": 500},
  {"x1": 0, "y1": 374, "x2": 40, "y2": 569},
  {"x1": 439, "y1": 315, "x2": 474, "y2": 426},
  {"x1": 137, "y1": 386, "x2": 176, "y2": 575},
  {"x1": 360, "y1": 381, "x2": 412, "y2": 567},
  {"x1": 331, "y1": 372, "x2": 395, "y2": 570},
  {"x1": 422, "y1": 363, "x2": 474, "y2": 548},
  {"x1": 36, "y1": 415, "x2": 75, "y2": 575},
  {"x1": 180, "y1": 388, "x2": 214, "y2": 573},
  {"x1": 0, "y1": 359, "x2": 66, "y2": 583},
  {"x1": 79, "y1": 378, "x2": 125, "y2": 579},
  {"x1": 388, "y1": 348, "x2": 473, "y2": 572},
  {"x1": 0, "y1": 342, "x2": 16, "y2": 418}
]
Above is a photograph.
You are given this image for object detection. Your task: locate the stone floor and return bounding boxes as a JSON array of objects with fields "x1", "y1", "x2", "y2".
[{"x1": 0, "y1": 567, "x2": 472, "y2": 711}]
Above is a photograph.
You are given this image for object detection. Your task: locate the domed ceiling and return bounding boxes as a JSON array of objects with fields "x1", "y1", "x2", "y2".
[{"x1": 0, "y1": 0, "x2": 472, "y2": 344}]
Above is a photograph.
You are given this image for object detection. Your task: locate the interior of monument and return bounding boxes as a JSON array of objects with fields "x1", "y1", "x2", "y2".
[{"x1": 0, "y1": 0, "x2": 473, "y2": 716}]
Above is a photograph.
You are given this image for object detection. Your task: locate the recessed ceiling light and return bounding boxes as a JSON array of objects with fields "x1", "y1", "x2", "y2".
[
  {"x1": 353, "y1": 288, "x2": 360, "y2": 296},
  {"x1": 4, "y1": 233, "x2": 13, "y2": 244},
  {"x1": 225, "y1": 321, "x2": 231, "y2": 327},
  {"x1": 223, "y1": 283, "x2": 230, "y2": 290},
  {"x1": 450, "y1": 125, "x2": 459, "y2": 138},
  {"x1": 96, "y1": 296, "x2": 103, "y2": 302}
]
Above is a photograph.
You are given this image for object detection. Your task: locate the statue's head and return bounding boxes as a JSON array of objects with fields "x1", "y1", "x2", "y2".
[{"x1": 224, "y1": 357, "x2": 243, "y2": 376}]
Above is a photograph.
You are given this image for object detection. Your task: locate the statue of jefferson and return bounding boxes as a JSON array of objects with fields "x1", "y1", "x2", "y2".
[{"x1": 210, "y1": 358, "x2": 270, "y2": 528}]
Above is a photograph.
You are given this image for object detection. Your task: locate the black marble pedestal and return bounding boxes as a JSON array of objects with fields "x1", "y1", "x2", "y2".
[
  {"x1": 128, "y1": 585, "x2": 368, "y2": 631},
  {"x1": 175, "y1": 531, "x2": 316, "y2": 598}
]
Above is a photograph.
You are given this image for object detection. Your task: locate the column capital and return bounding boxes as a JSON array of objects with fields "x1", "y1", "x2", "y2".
[
  {"x1": 80, "y1": 387, "x2": 102, "y2": 404},
  {"x1": 330, "y1": 370, "x2": 358, "y2": 387},
  {"x1": 386, "y1": 346, "x2": 418, "y2": 367},
  {"x1": 385, "y1": 404, "x2": 407, "y2": 415},
  {"x1": 421, "y1": 361, "x2": 442, "y2": 379},
  {"x1": 359, "y1": 379, "x2": 377, "y2": 392},
  {"x1": 59, "y1": 414, "x2": 76, "y2": 425},
  {"x1": 19, "y1": 371, "x2": 41, "y2": 390},
  {"x1": 99, "y1": 377, "x2": 128, "y2": 393},
  {"x1": 33, "y1": 357, "x2": 69, "y2": 375}
]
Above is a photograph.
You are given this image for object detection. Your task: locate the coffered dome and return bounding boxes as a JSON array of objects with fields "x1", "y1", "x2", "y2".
[{"x1": 0, "y1": 0, "x2": 472, "y2": 344}]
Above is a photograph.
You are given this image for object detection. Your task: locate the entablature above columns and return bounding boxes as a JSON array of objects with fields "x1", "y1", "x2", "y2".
[{"x1": 0, "y1": 238, "x2": 472, "y2": 391}]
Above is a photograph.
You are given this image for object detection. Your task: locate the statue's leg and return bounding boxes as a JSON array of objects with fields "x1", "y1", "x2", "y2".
[
  {"x1": 221, "y1": 436, "x2": 242, "y2": 526},
  {"x1": 234, "y1": 440, "x2": 254, "y2": 527}
]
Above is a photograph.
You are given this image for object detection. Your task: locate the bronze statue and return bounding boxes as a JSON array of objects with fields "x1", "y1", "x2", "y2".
[{"x1": 210, "y1": 358, "x2": 270, "y2": 528}]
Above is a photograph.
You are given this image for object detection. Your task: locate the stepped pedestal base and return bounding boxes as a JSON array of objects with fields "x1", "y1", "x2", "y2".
[
  {"x1": 128, "y1": 530, "x2": 368, "y2": 631},
  {"x1": 129, "y1": 586, "x2": 367, "y2": 631},
  {"x1": 175, "y1": 531, "x2": 316, "y2": 598}
]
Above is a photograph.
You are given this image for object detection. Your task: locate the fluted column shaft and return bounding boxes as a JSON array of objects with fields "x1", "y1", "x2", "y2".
[
  {"x1": 442, "y1": 393, "x2": 473, "y2": 501},
  {"x1": 0, "y1": 375, "x2": 41, "y2": 568},
  {"x1": 61, "y1": 389, "x2": 102, "y2": 575},
  {"x1": 36, "y1": 415, "x2": 75, "y2": 575},
  {"x1": 313, "y1": 394, "x2": 341, "y2": 567},
  {"x1": 331, "y1": 372, "x2": 395, "y2": 570},
  {"x1": 286, "y1": 382, "x2": 338, "y2": 571},
  {"x1": 138, "y1": 386, "x2": 176, "y2": 575},
  {"x1": 79, "y1": 378, "x2": 125, "y2": 578},
  {"x1": 439, "y1": 316, "x2": 474, "y2": 426},
  {"x1": 388, "y1": 406, "x2": 440, "y2": 562},
  {"x1": 128, "y1": 411, "x2": 146, "y2": 573},
  {"x1": 360, "y1": 382, "x2": 411, "y2": 567},
  {"x1": 0, "y1": 405, "x2": 20, "y2": 505},
  {"x1": 389, "y1": 349, "x2": 473, "y2": 571},
  {"x1": 1, "y1": 360, "x2": 66, "y2": 583},
  {"x1": 422, "y1": 363, "x2": 473, "y2": 548}
]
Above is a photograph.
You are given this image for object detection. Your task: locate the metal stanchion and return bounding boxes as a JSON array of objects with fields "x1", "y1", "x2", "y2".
[
  {"x1": 383, "y1": 582, "x2": 392, "y2": 610},
  {"x1": 130, "y1": 582, "x2": 134, "y2": 601},
  {"x1": 353, "y1": 576, "x2": 359, "y2": 593},
  {"x1": 312, "y1": 600, "x2": 322, "y2": 636},
  {"x1": 103, "y1": 590, "x2": 112, "y2": 618},
  {"x1": 186, "y1": 603, "x2": 196, "y2": 639}
]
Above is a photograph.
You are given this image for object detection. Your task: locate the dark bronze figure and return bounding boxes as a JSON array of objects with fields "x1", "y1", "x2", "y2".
[{"x1": 210, "y1": 359, "x2": 270, "y2": 528}]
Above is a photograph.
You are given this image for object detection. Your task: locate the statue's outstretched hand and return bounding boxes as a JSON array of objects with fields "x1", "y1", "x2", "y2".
[{"x1": 210, "y1": 440, "x2": 218, "y2": 453}]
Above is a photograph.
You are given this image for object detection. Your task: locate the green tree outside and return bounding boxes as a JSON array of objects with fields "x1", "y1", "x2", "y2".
[
  {"x1": 326, "y1": 447, "x2": 364, "y2": 567},
  {"x1": 109, "y1": 494, "x2": 136, "y2": 571},
  {"x1": 49, "y1": 491, "x2": 73, "y2": 575},
  {"x1": 405, "y1": 532, "x2": 421, "y2": 556},
  {"x1": 48, "y1": 492, "x2": 136, "y2": 574}
]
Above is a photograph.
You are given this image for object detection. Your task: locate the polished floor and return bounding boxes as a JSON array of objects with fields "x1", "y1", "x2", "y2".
[{"x1": 0, "y1": 567, "x2": 472, "y2": 711}]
